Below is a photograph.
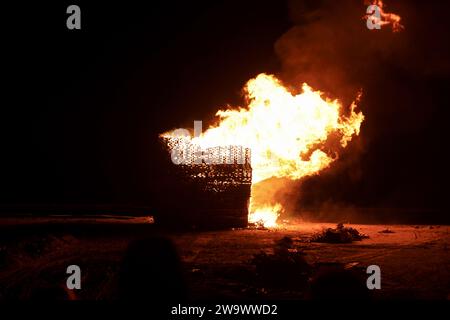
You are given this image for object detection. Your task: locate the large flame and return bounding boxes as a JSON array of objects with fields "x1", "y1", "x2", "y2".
[{"x1": 162, "y1": 74, "x2": 364, "y2": 227}]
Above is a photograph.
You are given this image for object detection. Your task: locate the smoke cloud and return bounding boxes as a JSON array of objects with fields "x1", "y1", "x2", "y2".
[{"x1": 254, "y1": 0, "x2": 450, "y2": 222}]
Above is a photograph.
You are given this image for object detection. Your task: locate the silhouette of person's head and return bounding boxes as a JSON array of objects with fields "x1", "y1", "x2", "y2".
[
  {"x1": 119, "y1": 237, "x2": 186, "y2": 301},
  {"x1": 309, "y1": 267, "x2": 370, "y2": 300}
]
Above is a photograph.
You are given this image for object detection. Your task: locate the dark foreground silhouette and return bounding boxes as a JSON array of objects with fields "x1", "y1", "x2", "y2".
[{"x1": 119, "y1": 237, "x2": 186, "y2": 301}]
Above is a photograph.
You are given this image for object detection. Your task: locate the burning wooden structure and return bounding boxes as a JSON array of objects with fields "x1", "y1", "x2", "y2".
[{"x1": 157, "y1": 139, "x2": 252, "y2": 229}]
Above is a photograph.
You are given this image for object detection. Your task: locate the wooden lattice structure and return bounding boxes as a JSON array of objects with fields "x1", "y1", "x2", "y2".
[{"x1": 158, "y1": 138, "x2": 252, "y2": 229}]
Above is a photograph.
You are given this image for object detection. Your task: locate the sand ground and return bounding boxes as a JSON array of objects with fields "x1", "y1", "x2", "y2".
[{"x1": 0, "y1": 218, "x2": 448, "y2": 300}]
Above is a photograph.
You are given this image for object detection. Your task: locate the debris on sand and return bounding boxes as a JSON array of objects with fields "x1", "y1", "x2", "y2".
[
  {"x1": 247, "y1": 221, "x2": 268, "y2": 230},
  {"x1": 311, "y1": 223, "x2": 369, "y2": 243},
  {"x1": 251, "y1": 237, "x2": 311, "y2": 289},
  {"x1": 379, "y1": 229, "x2": 395, "y2": 233}
]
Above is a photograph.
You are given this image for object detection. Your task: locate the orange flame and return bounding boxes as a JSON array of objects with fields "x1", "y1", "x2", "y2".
[
  {"x1": 162, "y1": 74, "x2": 364, "y2": 228},
  {"x1": 248, "y1": 203, "x2": 282, "y2": 228},
  {"x1": 365, "y1": 0, "x2": 404, "y2": 32}
]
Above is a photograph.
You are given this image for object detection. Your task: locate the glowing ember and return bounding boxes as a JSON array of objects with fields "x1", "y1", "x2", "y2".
[
  {"x1": 365, "y1": 0, "x2": 404, "y2": 32},
  {"x1": 248, "y1": 203, "x2": 282, "y2": 228},
  {"x1": 162, "y1": 73, "x2": 364, "y2": 228}
]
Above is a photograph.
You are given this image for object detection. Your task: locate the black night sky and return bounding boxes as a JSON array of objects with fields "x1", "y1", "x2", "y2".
[{"x1": 2, "y1": 1, "x2": 449, "y2": 223}]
